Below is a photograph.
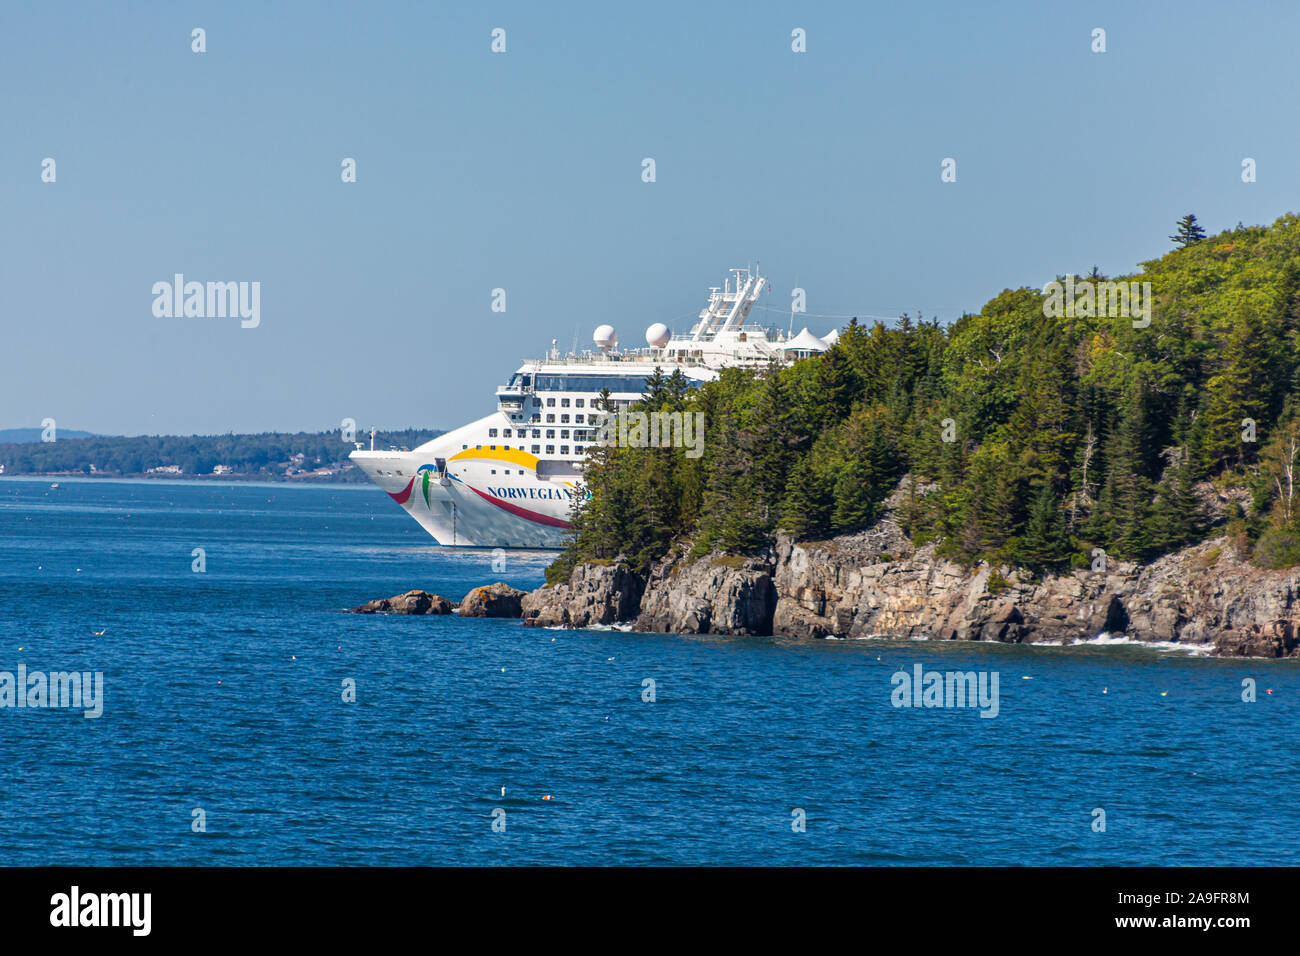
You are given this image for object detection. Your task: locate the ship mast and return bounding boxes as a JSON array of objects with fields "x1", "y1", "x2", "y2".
[{"x1": 690, "y1": 267, "x2": 766, "y2": 341}]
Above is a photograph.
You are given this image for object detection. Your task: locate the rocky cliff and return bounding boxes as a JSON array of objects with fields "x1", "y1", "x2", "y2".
[{"x1": 521, "y1": 503, "x2": 1300, "y2": 658}]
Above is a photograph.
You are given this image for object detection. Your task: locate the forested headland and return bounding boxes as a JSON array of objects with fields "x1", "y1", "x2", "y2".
[{"x1": 552, "y1": 213, "x2": 1300, "y2": 583}]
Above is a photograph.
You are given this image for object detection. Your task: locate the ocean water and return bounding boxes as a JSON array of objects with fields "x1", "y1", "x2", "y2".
[{"x1": 1, "y1": 477, "x2": 1297, "y2": 866}]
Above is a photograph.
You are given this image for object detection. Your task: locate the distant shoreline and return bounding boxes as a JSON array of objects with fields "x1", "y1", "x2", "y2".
[
  {"x1": 0, "y1": 474, "x2": 383, "y2": 490},
  {"x1": 0, "y1": 427, "x2": 441, "y2": 486},
  {"x1": 0, "y1": 470, "x2": 366, "y2": 483}
]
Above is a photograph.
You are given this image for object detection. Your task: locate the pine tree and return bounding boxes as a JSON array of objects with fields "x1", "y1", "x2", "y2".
[
  {"x1": 1020, "y1": 480, "x2": 1071, "y2": 571},
  {"x1": 781, "y1": 455, "x2": 833, "y2": 539},
  {"x1": 1147, "y1": 451, "x2": 1200, "y2": 552},
  {"x1": 1170, "y1": 214, "x2": 1207, "y2": 248}
]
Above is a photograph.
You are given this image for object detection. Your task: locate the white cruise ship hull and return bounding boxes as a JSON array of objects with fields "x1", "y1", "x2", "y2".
[{"x1": 349, "y1": 415, "x2": 582, "y2": 548}]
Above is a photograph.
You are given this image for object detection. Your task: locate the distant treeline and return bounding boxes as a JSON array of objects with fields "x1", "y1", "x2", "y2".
[{"x1": 0, "y1": 429, "x2": 441, "y2": 481}]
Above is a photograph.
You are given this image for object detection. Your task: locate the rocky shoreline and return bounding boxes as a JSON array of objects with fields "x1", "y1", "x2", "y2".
[
  {"x1": 518, "y1": 513, "x2": 1300, "y2": 659},
  {"x1": 348, "y1": 512, "x2": 1300, "y2": 659}
]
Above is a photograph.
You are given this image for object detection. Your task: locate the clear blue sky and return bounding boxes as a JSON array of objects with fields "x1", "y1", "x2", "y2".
[{"x1": 3, "y1": 0, "x2": 1297, "y2": 436}]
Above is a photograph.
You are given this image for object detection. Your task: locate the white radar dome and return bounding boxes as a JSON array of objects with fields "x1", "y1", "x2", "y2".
[
  {"x1": 645, "y1": 323, "x2": 671, "y2": 348},
  {"x1": 593, "y1": 324, "x2": 618, "y2": 352}
]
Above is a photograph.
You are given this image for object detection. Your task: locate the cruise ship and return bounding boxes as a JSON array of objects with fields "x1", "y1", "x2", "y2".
[{"x1": 349, "y1": 268, "x2": 835, "y2": 547}]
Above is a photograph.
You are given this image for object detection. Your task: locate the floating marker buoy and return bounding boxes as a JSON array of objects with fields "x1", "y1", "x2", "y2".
[
  {"x1": 1021, "y1": 676, "x2": 1032, "y2": 680},
  {"x1": 1267, "y1": 688, "x2": 1274, "y2": 695},
  {"x1": 1103, "y1": 687, "x2": 1108, "y2": 694},
  {"x1": 542, "y1": 795, "x2": 553, "y2": 801},
  {"x1": 1160, "y1": 691, "x2": 1169, "y2": 697},
  {"x1": 501, "y1": 667, "x2": 505, "y2": 672},
  {"x1": 501, "y1": 786, "x2": 506, "y2": 796}
]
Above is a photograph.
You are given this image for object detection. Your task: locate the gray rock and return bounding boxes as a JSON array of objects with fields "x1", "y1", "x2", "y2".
[
  {"x1": 634, "y1": 552, "x2": 776, "y2": 636},
  {"x1": 521, "y1": 562, "x2": 644, "y2": 628},
  {"x1": 348, "y1": 589, "x2": 452, "y2": 615}
]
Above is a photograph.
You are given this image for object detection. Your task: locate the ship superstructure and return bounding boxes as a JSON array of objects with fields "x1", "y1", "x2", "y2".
[{"x1": 349, "y1": 268, "x2": 830, "y2": 547}]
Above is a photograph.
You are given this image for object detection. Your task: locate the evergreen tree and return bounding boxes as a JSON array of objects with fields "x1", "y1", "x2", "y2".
[
  {"x1": 1170, "y1": 214, "x2": 1207, "y2": 248},
  {"x1": 1019, "y1": 480, "x2": 1071, "y2": 571}
]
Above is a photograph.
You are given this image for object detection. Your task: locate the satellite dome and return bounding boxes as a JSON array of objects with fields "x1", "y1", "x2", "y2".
[
  {"x1": 645, "y1": 322, "x2": 671, "y2": 348},
  {"x1": 593, "y1": 324, "x2": 618, "y2": 352}
]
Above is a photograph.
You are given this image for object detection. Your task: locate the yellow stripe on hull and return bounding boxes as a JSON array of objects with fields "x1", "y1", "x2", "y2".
[{"x1": 448, "y1": 447, "x2": 540, "y2": 471}]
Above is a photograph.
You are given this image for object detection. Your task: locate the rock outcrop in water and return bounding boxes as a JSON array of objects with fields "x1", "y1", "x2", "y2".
[
  {"x1": 348, "y1": 590, "x2": 453, "y2": 615},
  {"x1": 520, "y1": 493, "x2": 1300, "y2": 658},
  {"x1": 458, "y1": 582, "x2": 529, "y2": 618},
  {"x1": 520, "y1": 562, "x2": 644, "y2": 628},
  {"x1": 633, "y1": 550, "x2": 776, "y2": 636}
]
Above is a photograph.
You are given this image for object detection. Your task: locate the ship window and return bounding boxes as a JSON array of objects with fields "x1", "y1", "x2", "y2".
[
  {"x1": 534, "y1": 374, "x2": 655, "y2": 393},
  {"x1": 561, "y1": 398, "x2": 570, "y2": 407},
  {"x1": 546, "y1": 398, "x2": 555, "y2": 407},
  {"x1": 546, "y1": 414, "x2": 555, "y2": 423},
  {"x1": 531, "y1": 414, "x2": 540, "y2": 423},
  {"x1": 561, "y1": 430, "x2": 569, "y2": 439},
  {"x1": 560, "y1": 414, "x2": 570, "y2": 423},
  {"x1": 574, "y1": 445, "x2": 584, "y2": 454},
  {"x1": 561, "y1": 446, "x2": 569, "y2": 455},
  {"x1": 503, "y1": 429, "x2": 511, "y2": 437},
  {"x1": 531, "y1": 429, "x2": 540, "y2": 438},
  {"x1": 475, "y1": 444, "x2": 481, "y2": 449},
  {"x1": 546, "y1": 429, "x2": 555, "y2": 438},
  {"x1": 488, "y1": 429, "x2": 498, "y2": 437},
  {"x1": 491, "y1": 469, "x2": 497, "y2": 475},
  {"x1": 462, "y1": 444, "x2": 467, "y2": 449},
  {"x1": 576, "y1": 398, "x2": 585, "y2": 407},
  {"x1": 546, "y1": 445, "x2": 555, "y2": 454},
  {"x1": 531, "y1": 445, "x2": 540, "y2": 454},
  {"x1": 575, "y1": 414, "x2": 584, "y2": 423}
]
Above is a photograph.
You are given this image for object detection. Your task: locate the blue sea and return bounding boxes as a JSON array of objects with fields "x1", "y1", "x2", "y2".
[{"x1": 1, "y1": 477, "x2": 1297, "y2": 866}]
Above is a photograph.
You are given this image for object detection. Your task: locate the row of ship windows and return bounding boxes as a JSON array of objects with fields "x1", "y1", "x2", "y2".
[
  {"x1": 464, "y1": 443, "x2": 586, "y2": 456},
  {"x1": 485, "y1": 428, "x2": 592, "y2": 440},
  {"x1": 500, "y1": 414, "x2": 592, "y2": 426},
  {"x1": 544, "y1": 397, "x2": 589, "y2": 407},
  {"x1": 505, "y1": 400, "x2": 633, "y2": 424}
]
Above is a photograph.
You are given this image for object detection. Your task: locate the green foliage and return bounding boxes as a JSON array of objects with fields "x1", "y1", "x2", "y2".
[
  {"x1": 553, "y1": 213, "x2": 1300, "y2": 576},
  {"x1": 1252, "y1": 528, "x2": 1300, "y2": 569}
]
